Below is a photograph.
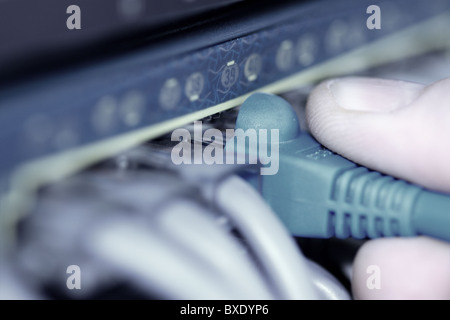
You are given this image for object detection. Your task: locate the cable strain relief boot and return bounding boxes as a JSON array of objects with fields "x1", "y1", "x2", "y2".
[{"x1": 326, "y1": 166, "x2": 422, "y2": 239}]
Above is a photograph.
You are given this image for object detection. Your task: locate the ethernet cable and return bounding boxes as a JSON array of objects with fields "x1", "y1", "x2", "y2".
[
  {"x1": 153, "y1": 198, "x2": 276, "y2": 299},
  {"x1": 14, "y1": 169, "x2": 275, "y2": 300},
  {"x1": 228, "y1": 92, "x2": 450, "y2": 242},
  {"x1": 8, "y1": 142, "x2": 351, "y2": 300},
  {"x1": 214, "y1": 175, "x2": 320, "y2": 300},
  {"x1": 88, "y1": 219, "x2": 246, "y2": 300},
  {"x1": 216, "y1": 176, "x2": 351, "y2": 300},
  {"x1": 90, "y1": 175, "x2": 348, "y2": 300},
  {"x1": 59, "y1": 171, "x2": 277, "y2": 299},
  {"x1": 127, "y1": 135, "x2": 347, "y2": 299},
  {"x1": 122, "y1": 137, "x2": 346, "y2": 299}
]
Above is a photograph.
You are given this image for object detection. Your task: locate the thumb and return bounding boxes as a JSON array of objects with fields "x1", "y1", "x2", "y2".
[{"x1": 306, "y1": 77, "x2": 450, "y2": 193}]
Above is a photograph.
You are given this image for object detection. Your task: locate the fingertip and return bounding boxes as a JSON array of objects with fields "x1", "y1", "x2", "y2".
[
  {"x1": 352, "y1": 237, "x2": 450, "y2": 300},
  {"x1": 305, "y1": 78, "x2": 353, "y2": 153},
  {"x1": 305, "y1": 76, "x2": 450, "y2": 193}
]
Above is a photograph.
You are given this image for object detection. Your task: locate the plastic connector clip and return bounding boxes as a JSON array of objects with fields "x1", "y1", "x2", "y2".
[{"x1": 231, "y1": 92, "x2": 450, "y2": 242}]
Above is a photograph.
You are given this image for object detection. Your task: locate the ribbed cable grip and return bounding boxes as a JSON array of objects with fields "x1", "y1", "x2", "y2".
[{"x1": 328, "y1": 166, "x2": 422, "y2": 239}]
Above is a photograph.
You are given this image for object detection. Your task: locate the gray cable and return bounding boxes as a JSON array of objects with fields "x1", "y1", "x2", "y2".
[
  {"x1": 155, "y1": 199, "x2": 276, "y2": 299},
  {"x1": 215, "y1": 175, "x2": 319, "y2": 299},
  {"x1": 86, "y1": 218, "x2": 244, "y2": 299},
  {"x1": 305, "y1": 259, "x2": 351, "y2": 300}
]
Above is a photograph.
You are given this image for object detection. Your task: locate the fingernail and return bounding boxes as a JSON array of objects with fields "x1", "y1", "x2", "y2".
[{"x1": 328, "y1": 77, "x2": 425, "y2": 112}]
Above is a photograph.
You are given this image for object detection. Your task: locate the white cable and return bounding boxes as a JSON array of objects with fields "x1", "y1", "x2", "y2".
[
  {"x1": 214, "y1": 175, "x2": 319, "y2": 299},
  {"x1": 66, "y1": 171, "x2": 273, "y2": 299},
  {"x1": 155, "y1": 199, "x2": 275, "y2": 299},
  {"x1": 86, "y1": 218, "x2": 255, "y2": 299},
  {"x1": 305, "y1": 259, "x2": 351, "y2": 300}
]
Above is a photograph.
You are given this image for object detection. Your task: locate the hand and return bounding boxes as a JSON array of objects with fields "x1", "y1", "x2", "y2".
[{"x1": 306, "y1": 77, "x2": 450, "y2": 299}]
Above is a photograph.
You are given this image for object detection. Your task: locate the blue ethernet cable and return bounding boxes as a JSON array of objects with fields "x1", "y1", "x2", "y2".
[{"x1": 230, "y1": 92, "x2": 450, "y2": 242}]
